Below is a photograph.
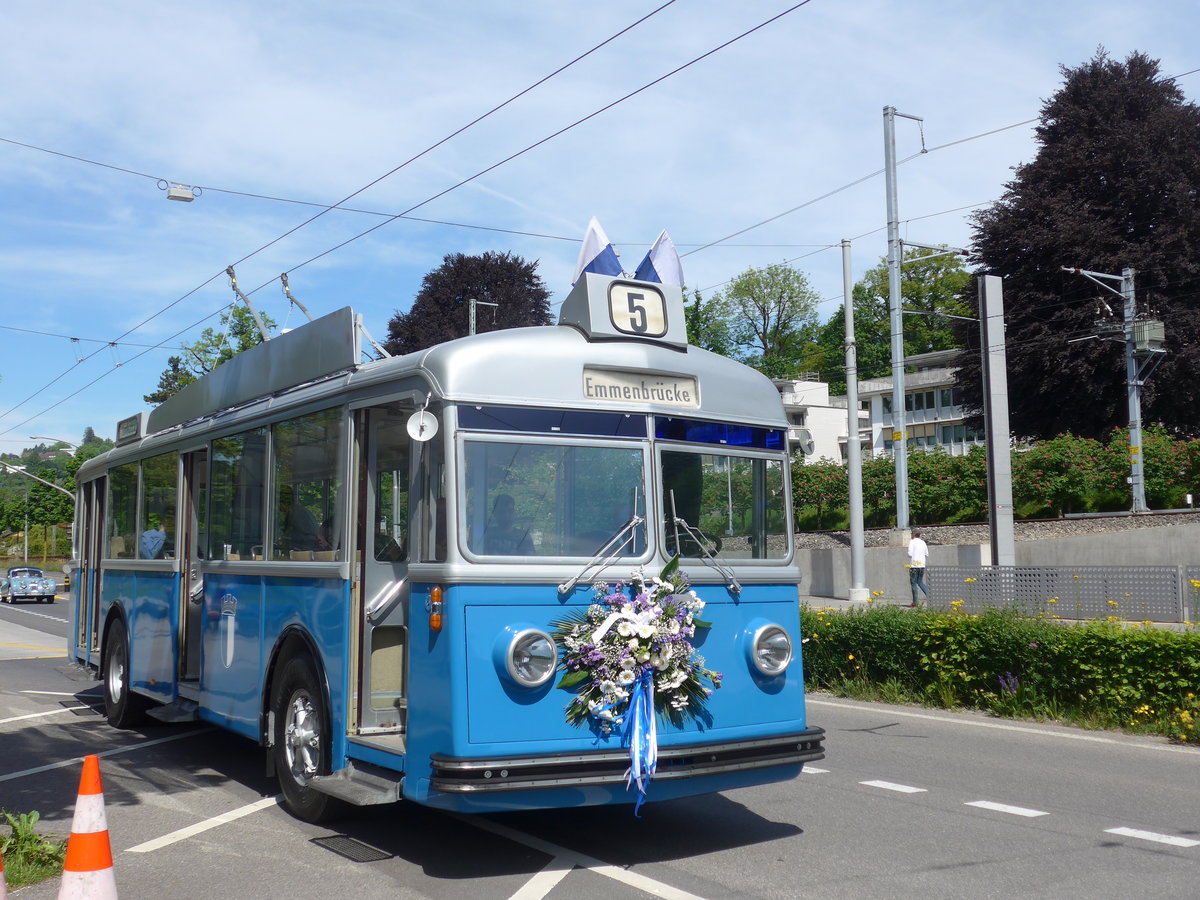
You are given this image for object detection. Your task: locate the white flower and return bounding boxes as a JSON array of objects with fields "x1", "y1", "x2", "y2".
[
  {"x1": 650, "y1": 654, "x2": 665, "y2": 669},
  {"x1": 636, "y1": 623, "x2": 655, "y2": 639},
  {"x1": 617, "y1": 621, "x2": 634, "y2": 637},
  {"x1": 617, "y1": 669, "x2": 635, "y2": 685},
  {"x1": 666, "y1": 619, "x2": 680, "y2": 635}
]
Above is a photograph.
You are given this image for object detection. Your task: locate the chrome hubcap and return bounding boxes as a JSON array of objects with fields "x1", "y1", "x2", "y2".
[
  {"x1": 284, "y1": 693, "x2": 320, "y2": 783},
  {"x1": 107, "y1": 656, "x2": 124, "y2": 703}
]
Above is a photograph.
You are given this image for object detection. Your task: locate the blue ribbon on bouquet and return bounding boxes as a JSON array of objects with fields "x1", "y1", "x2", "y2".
[{"x1": 624, "y1": 669, "x2": 658, "y2": 816}]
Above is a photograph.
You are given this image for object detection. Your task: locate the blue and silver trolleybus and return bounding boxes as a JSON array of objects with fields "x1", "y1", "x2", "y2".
[{"x1": 70, "y1": 273, "x2": 824, "y2": 821}]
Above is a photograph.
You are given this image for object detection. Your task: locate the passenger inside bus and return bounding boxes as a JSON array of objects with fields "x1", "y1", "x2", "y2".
[
  {"x1": 140, "y1": 515, "x2": 167, "y2": 559},
  {"x1": 484, "y1": 494, "x2": 533, "y2": 555}
]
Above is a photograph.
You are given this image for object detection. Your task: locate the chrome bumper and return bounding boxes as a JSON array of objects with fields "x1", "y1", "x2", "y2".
[{"x1": 429, "y1": 728, "x2": 825, "y2": 793}]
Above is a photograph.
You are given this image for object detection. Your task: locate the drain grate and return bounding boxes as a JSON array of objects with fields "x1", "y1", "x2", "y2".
[
  {"x1": 310, "y1": 835, "x2": 394, "y2": 863},
  {"x1": 60, "y1": 700, "x2": 103, "y2": 717}
]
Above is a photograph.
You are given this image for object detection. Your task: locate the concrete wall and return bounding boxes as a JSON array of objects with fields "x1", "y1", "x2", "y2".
[{"x1": 796, "y1": 523, "x2": 1200, "y2": 601}]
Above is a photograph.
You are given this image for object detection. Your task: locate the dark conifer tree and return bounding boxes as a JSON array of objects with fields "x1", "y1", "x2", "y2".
[
  {"x1": 960, "y1": 50, "x2": 1200, "y2": 439},
  {"x1": 385, "y1": 251, "x2": 552, "y2": 355}
]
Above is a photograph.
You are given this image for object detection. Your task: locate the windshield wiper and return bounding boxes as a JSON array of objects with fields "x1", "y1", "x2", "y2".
[
  {"x1": 557, "y1": 514, "x2": 645, "y2": 595},
  {"x1": 668, "y1": 491, "x2": 741, "y2": 594}
]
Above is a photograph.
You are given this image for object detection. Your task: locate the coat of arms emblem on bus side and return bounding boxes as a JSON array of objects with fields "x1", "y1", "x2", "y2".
[{"x1": 220, "y1": 593, "x2": 237, "y2": 669}]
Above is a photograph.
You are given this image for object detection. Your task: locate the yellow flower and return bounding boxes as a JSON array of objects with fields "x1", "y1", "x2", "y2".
[
  {"x1": 950, "y1": 599, "x2": 964, "y2": 611},
  {"x1": 1047, "y1": 597, "x2": 1058, "y2": 604},
  {"x1": 1107, "y1": 599, "x2": 1119, "y2": 607},
  {"x1": 1072, "y1": 574, "x2": 1081, "y2": 580},
  {"x1": 1106, "y1": 615, "x2": 1120, "y2": 623},
  {"x1": 1190, "y1": 579, "x2": 1200, "y2": 590},
  {"x1": 964, "y1": 577, "x2": 977, "y2": 584},
  {"x1": 847, "y1": 653, "x2": 855, "y2": 660}
]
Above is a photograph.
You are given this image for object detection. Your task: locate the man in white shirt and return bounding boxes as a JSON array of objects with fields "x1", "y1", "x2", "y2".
[{"x1": 907, "y1": 530, "x2": 929, "y2": 608}]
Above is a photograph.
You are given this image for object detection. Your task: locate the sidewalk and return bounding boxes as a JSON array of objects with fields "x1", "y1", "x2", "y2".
[{"x1": 800, "y1": 595, "x2": 914, "y2": 610}]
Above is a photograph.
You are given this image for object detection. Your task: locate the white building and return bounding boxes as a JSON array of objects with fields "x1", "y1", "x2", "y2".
[
  {"x1": 774, "y1": 376, "x2": 868, "y2": 464},
  {"x1": 856, "y1": 349, "x2": 984, "y2": 457}
]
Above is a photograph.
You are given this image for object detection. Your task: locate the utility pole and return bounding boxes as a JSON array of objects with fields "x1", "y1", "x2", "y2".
[
  {"x1": 469, "y1": 298, "x2": 499, "y2": 336},
  {"x1": 978, "y1": 276, "x2": 1015, "y2": 564},
  {"x1": 1062, "y1": 266, "x2": 1165, "y2": 514},
  {"x1": 883, "y1": 105, "x2": 923, "y2": 532},
  {"x1": 841, "y1": 240, "x2": 868, "y2": 602}
]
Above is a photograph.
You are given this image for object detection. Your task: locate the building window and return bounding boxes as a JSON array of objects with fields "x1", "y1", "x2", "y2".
[{"x1": 882, "y1": 396, "x2": 892, "y2": 415}]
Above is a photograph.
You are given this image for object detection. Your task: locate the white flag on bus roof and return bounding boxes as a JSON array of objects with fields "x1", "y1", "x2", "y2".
[
  {"x1": 571, "y1": 217, "x2": 623, "y2": 285},
  {"x1": 633, "y1": 229, "x2": 684, "y2": 287}
]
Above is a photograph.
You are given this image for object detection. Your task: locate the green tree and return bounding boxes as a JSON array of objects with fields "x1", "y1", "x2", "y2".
[
  {"x1": 810, "y1": 251, "x2": 968, "y2": 393},
  {"x1": 385, "y1": 251, "x2": 552, "y2": 355},
  {"x1": 709, "y1": 263, "x2": 821, "y2": 378},
  {"x1": 684, "y1": 290, "x2": 733, "y2": 355},
  {"x1": 963, "y1": 49, "x2": 1200, "y2": 439},
  {"x1": 145, "y1": 305, "x2": 276, "y2": 405}
]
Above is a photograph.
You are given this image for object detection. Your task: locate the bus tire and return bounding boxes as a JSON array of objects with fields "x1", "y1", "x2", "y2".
[
  {"x1": 103, "y1": 618, "x2": 149, "y2": 728},
  {"x1": 272, "y1": 653, "x2": 344, "y2": 824}
]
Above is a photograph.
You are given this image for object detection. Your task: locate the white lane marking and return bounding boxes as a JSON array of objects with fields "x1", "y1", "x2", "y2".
[
  {"x1": 809, "y1": 698, "x2": 1200, "y2": 756},
  {"x1": 0, "y1": 729, "x2": 212, "y2": 782},
  {"x1": 0, "y1": 707, "x2": 78, "y2": 726},
  {"x1": 966, "y1": 800, "x2": 1049, "y2": 818},
  {"x1": 1105, "y1": 827, "x2": 1200, "y2": 848},
  {"x1": 1, "y1": 605, "x2": 69, "y2": 624},
  {"x1": 19, "y1": 690, "x2": 100, "y2": 696},
  {"x1": 802, "y1": 766, "x2": 828, "y2": 774},
  {"x1": 460, "y1": 813, "x2": 711, "y2": 900},
  {"x1": 506, "y1": 856, "x2": 575, "y2": 900},
  {"x1": 127, "y1": 796, "x2": 280, "y2": 852},
  {"x1": 860, "y1": 780, "x2": 927, "y2": 794}
]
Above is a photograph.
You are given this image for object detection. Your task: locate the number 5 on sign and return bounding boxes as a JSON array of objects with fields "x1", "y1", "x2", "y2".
[{"x1": 608, "y1": 283, "x2": 667, "y2": 337}]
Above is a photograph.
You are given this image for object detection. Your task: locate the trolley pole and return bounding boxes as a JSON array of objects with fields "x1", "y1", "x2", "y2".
[{"x1": 841, "y1": 240, "x2": 868, "y2": 601}]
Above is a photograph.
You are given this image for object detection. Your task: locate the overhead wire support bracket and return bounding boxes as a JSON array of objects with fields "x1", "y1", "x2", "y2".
[{"x1": 226, "y1": 265, "x2": 272, "y2": 342}]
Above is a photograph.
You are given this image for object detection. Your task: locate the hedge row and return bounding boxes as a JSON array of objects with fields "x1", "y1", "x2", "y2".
[{"x1": 799, "y1": 605, "x2": 1200, "y2": 743}]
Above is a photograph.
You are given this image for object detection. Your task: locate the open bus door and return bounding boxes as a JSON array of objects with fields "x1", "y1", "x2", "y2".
[
  {"x1": 352, "y1": 404, "x2": 412, "y2": 748},
  {"x1": 179, "y1": 449, "x2": 207, "y2": 683},
  {"x1": 74, "y1": 477, "x2": 106, "y2": 666}
]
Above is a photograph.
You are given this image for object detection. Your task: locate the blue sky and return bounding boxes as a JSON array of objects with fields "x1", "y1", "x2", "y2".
[{"x1": 0, "y1": 0, "x2": 1195, "y2": 451}]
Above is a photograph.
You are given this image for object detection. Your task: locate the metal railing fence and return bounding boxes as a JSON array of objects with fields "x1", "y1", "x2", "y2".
[{"x1": 928, "y1": 565, "x2": 1198, "y2": 623}]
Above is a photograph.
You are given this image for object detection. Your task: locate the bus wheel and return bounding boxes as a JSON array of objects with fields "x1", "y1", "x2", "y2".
[
  {"x1": 272, "y1": 654, "x2": 343, "y2": 823},
  {"x1": 103, "y1": 618, "x2": 148, "y2": 728}
]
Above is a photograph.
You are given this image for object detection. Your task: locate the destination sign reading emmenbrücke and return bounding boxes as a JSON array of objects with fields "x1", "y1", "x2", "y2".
[{"x1": 582, "y1": 368, "x2": 698, "y2": 407}]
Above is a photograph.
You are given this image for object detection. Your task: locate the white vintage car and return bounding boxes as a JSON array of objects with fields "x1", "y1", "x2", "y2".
[{"x1": 1, "y1": 566, "x2": 57, "y2": 603}]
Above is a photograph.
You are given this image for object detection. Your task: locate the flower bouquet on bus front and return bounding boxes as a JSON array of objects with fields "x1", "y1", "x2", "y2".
[{"x1": 552, "y1": 556, "x2": 722, "y2": 731}]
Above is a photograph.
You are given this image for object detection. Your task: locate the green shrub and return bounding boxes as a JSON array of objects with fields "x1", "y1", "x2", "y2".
[
  {"x1": 799, "y1": 605, "x2": 1200, "y2": 742},
  {"x1": 1, "y1": 810, "x2": 66, "y2": 889}
]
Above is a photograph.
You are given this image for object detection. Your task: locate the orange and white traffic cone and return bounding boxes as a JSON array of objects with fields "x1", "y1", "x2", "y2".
[{"x1": 57, "y1": 754, "x2": 116, "y2": 899}]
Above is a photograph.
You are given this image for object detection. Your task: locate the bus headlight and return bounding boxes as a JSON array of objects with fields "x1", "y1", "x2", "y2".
[
  {"x1": 751, "y1": 623, "x2": 793, "y2": 676},
  {"x1": 505, "y1": 628, "x2": 556, "y2": 688}
]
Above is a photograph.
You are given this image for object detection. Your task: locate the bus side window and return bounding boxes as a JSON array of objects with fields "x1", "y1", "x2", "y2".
[
  {"x1": 208, "y1": 428, "x2": 266, "y2": 560},
  {"x1": 107, "y1": 462, "x2": 138, "y2": 559},
  {"x1": 271, "y1": 410, "x2": 344, "y2": 562}
]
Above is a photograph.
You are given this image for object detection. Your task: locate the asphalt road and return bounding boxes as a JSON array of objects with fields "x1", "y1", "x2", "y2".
[{"x1": 2, "y1": 599, "x2": 1199, "y2": 899}]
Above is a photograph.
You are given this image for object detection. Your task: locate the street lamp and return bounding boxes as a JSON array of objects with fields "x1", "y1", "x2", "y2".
[{"x1": 30, "y1": 435, "x2": 79, "y2": 453}]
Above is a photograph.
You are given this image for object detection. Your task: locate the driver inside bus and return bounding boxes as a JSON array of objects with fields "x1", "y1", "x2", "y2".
[{"x1": 484, "y1": 493, "x2": 533, "y2": 555}]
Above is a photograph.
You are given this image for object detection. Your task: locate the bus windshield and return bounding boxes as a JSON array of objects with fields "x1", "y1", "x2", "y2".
[
  {"x1": 661, "y1": 449, "x2": 789, "y2": 560},
  {"x1": 462, "y1": 439, "x2": 647, "y2": 559}
]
